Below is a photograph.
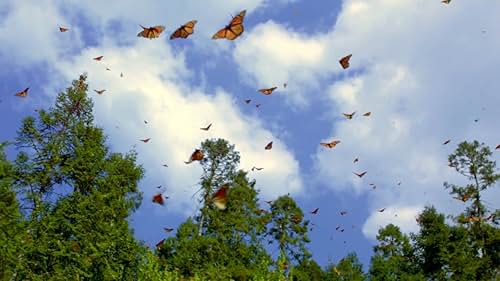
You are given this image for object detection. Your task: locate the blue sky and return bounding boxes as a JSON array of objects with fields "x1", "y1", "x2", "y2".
[{"x1": 1, "y1": 0, "x2": 500, "y2": 269}]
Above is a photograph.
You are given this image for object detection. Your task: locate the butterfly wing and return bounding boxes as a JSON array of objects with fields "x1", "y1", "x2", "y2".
[
  {"x1": 212, "y1": 10, "x2": 246, "y2": 40},
  {"x1": 15, "y1": 87, "x2": 29, "y2": 97},
  {"x1": 152, "y1": 194, "x2": 164, "y2": 205},
  {"x1": 171, "y1": 20, "x2": 197, "y2": 39},
  {"x1": 212, "y1": 185, "x2": 229, "y2": 210},
  {"x1": 265, "y1": 141, "x2": 273, "y2": 150},
  {"x1": 339, "y1": 54, "x2": 352, "y2": 69},
  {"x1": 138, "y1": 25, "x2": 165, "y2": 39}
]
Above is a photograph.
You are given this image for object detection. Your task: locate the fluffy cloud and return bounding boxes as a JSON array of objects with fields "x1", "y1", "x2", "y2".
[
  {"x1": 49, "y1": 40, "x2": 303, "y2": 215},
  {"x1": 234, "y1": 0, "x2": 500, "y2": 238},
  {"x1": 362, "y1": 206, "x2": 423, "y2": 239}
]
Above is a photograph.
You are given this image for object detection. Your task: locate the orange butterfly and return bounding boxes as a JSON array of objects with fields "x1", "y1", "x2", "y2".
[
  {"x1": 170, "y1": 20, "x2": 197, "y2": 40},
  {"x1": 443, "y1": 139, "x2": 451, "y2": 145},
  {"x1": 265, "y1": 141, "x2": 273, "y2": 150},
  {"x1": 453, "y1": 194, "x2": 471, "y2": 202},
  {"x1": 354, "y1": 171, "x2": 367, "y2": 178},
  {"x1": 467, "y1": 216, "x2": 481, "y2": 223},
  {"x1": 140, "y1": 138, "x2": 151, "y2": 143},
  {"x1": 94, "y1": 89, "x2": 106, "y2": 95},
  {"x1": 343, "y1": 112, "x2": 355, "y2": 119},
  {"x1": 339, "y1": 54, "x2": 352, "y2": 69},
  {"x1": 212, "y1": 184, "x2": 229, "y2": 210},
  {"x1": 291, "y1": 215, "x2": 302, "y2": 224},
  {"x1": 15, "y1": 87, "x2": 29, "y2": 97},
  {"x1": 258, "y1": 87, "x2": 277, "y2": 95},
  {"x1": 59, "y1": 26, "x2": 69, "y2": 32},
  {"x1": 137, "y1": 25, "x2": 165, "y2": 39},
  {"x1": 320, "y1": 140, "x2": 341, "y2": 148},
  {"x1": 363, "y1": 112, "x2": 371, "y2": 117},
  {"x1": 442, "y1": 0, "x2": 451, "y2": 4},
  {"x1": 93, "y1": 56, "x2": 103, "y2": 61},
  {"x1": 185, "y1": 149, "x2": 204, "y2": 164},
  {"x1": 200, "y1": 123, "x2": 212, "y2": 131},
  {"x1": 310, "y1": 208, "x2": 319, "y2": 215},
  {"x1": 152, "y1": 193, "x2": 165, "y2": 206},
  {"x1": 212, "y1": 10, "x2": 246, "y2": 40}
]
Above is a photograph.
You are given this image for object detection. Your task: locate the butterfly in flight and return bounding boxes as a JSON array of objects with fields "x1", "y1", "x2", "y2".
[
  {"x1": 255, "y1": 104, "x2": 261, "y2": 108},
  {"x1": 495, "y1": 144, "x2": 499, "y2": 150},
  {"x1": 170, "y1": 20, "x2": 197, "y2": 40},
  {"x1": 200, "y1": 123, "x2": 212, "y2": 131},
  {"x1": 106, "y1": 67, "x2": 111, "y2": 71},
  {"x1": 378, "y1": 208, "x2": 386, "y2": 212},
  {"x1": 340, "y1": 211, "x2": 348, "y2": 216},
  {"x1": 354, "y1": 171, "x2": 367, "y2": 178},
  {"x1": 335, "y1": 226, "x2": 341, "y2": 231},
  {"x1": 443, "y1": 139, "x2": 451, "y2": 145},
  {"x1": 353, "y1": 158, "x2": 359, "y2": 163},
  {"x1": 320, "y1": 140, "x2": 341, "y2": 149},
  {"x1": 363, "y1": 112, "x2": 371, "y2": 117},
  {"x1": 59, "y1": 26, "x2": 69, "y2": 32},
  {"x1": 15, "y1": 87, "x2": 29, "y2": 97},
  {"x1": 156, "y1": 239, "x2": 165, "y2": 249},
  {"x1": 244, "y1": 99, "x2": 251, "y2": 104},
  {"x1": 453, "y1": 194, "x2": 471, "y2": 202},
  {"x1": 212, "y1": 184, "x2": 229, "y2": 210},
  {"x1": 343, "y1": 112, "x2": 355, "y2": 119},
  {"x1": 120, "y1": 72, "x2": 124, "y2": 78},
  {"x1": 442, "y1": 0, "x2": 451, "y2": 4},
  {"x1": 185, "y1": 149, "x2": 204, "y2": 164},
  {"x1": 265, "y1": 200, "x2": 273, "y2": 205},
  {"x1": 140, "y1": 138, "x2": 151, "y2": 143},
  {"x1": 310, "y1": 208, "x2": 319, "y2": 215},
  {"x1": 369, "y1": 183, "x2": 377, "y2": 190},
  {"x1": 152, "y1": 193, "x2": 165, "y2": 206},
  {"x1": 339, "y1": 54, "x2": 352, "y2": 69},
  {"x1": 265, "y1": 141, "x2": 273, "y2": 150},
  {"x1": 251, "y1": 166, "x2": 264, "y2": 171},
  {"x1": 93, "y1": 56, "x2": 103, "y2": 61},
  {"x1": 162, "y1": 164, "x2": 168, "y2": 167},
  {"x1": 163, "y1": 227, "x2": 174, "y2": 233},
  {"x1": 258, "y1": 87, "x2": 277, "y2": 95},
  {"x1": 212, "y1": 10, "x2": 246, "y2": 40},
  {"x1": 94, "y1": 89, "x2": 106, "y2": 95},
  {"x1": 144, "y1": 120, "x2": 148, "y2": 124},
  {"x1": 291, "y1": 215, "x2": 302, "y2": 224},
  {"x1": 137, "y1": 25, "x2": 165, "y2": 39},
  {"x1": 283, "y1": 83, "x2": 287, "y2": 88}
]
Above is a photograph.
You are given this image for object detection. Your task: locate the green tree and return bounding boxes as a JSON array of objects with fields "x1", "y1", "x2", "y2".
[
  {"x1": 266, "y1": 195, "x2": 311, "y2": 275},
  {"x1": 11, "y1": 74, "x2": 146, "y2": 280},
  {"x1": 158, "y1": 138, "x2": 271, "y2": 280},
  {"x1": 290, "y1": 259, "x2": 324, "y2": 281},
  {"x1": 369, "y1": 224, "x2": 424, "y2": 281},
  {"x1": 324, "y1": 253, "x2": 366, "y2": 281}
]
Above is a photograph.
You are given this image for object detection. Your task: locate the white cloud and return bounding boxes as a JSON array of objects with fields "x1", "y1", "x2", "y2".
[
  {"x1": 49, "y1": 40, "x2": 303, "y2": 215},
  {"x1": 362, "y1": 206, "x2": 423, "y2": 239}
]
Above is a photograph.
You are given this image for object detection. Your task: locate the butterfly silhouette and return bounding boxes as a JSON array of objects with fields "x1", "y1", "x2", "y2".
[
  {"x1": 363, "y1": 112, "x2": 371, "y2": 117},
  {"x1": 251, "y1": 166, "x2": 264, "y2": 171},
  {"x1": 93, "y1": 56, "x2": 103, "y2": 61},
  {"x1": 185, "y1": 149, "x2": 204, "y2": 164},
  {"x1": 140, "y1": 138, "x2": 151, "y2": 143},
  {"x1": 320, "y1": 140, "x2": 341, "y2": 149},
  {"x1": 152, "y1": 193, "x2": 165, "y2": 206},
  {"x1": 163, "y1": 227, "x2": 174, "y2": 233},
  {"x1": 59, "y1": 26, "x2": 69, "y2": 32},
  {"x1": 443, "y1": 139, "x2": 451, "y2": 145},
  {"x1": 265, "y1": 141, "x2": 273, "y2": 150},
  {"x1": 343, "y1": 112, "x2": 355, "y2": 119},
  {"x1": 200, "y1": 123, "x2": 212, "y2": 131},
  {"x1": 378, "y1": 208, "x2": 386, "y2": 212},
  {"x1": 354, "y1": 171, "x2": 367, "y2": 178},
  {"x1": 94, "y1": 89, "x2": 106, "y2": 95},
  {"x1": 212, "y1": 184, "x2": 229, "y2": 210},
  {"x1": 310, "y1": 208, "x2": 319, "y2": 215},
  {"x1": 258, "y1": 87, "x2": 277, "y2": 95}
]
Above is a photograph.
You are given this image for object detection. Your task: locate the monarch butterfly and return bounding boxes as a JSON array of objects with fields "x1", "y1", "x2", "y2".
[
  {"x1": 120, "y1": 72, "x2": 124, "y2": 78},
  {"x1": 310, "y1": 208, "x2": 319, "y2": 215},
  {"x1": 354, "y1": 171, "x2": 367, "y2": 178},
  {"x1": 453, "y1": 194, "x2": 471, "y2": 202},
  {"x1": 156, "y1": 239, "x2": 165, "y2": 249},
  {"x1": 467, "y1": 216, "x2": 481, "y2": 223},
  {"x1": 152, "y1": 193, "x2": 165, "y2": 205},
  {"x1": 265, "y1": 141, "x2": 273, "y2": 150},
  {"x1": 244, "y1": 99, "x2": 251, "y2": 104},
  {"x1": 15, "y1": 87, "x2": 29, "y2": 97},
  {"x1": 335, "y1": 226, "x2": 341, "y2": 231},
  {"x1": 212, "y1": 10, "x2": 246, "y2": 40},
  {"x1": 170, "y1": 20, "x2": 197, "y2": 40},
  {"x1": 378, "y1": 208, "x2": 386, "y2": 212},
  {"x1": 163, "y1": 227, "x2": 174, "y2": 233},
  {"x1": 212, "y1": 184, "x2": 229, "y2": 210},
  {"x1": 94, "y1": 89, "x2": 106, "y2": 95},
  {"x1": 291, "y1": 215, "x2": 302, "y2": 223},
  {"x1": 320, "y1": 140, "x2": 340, "y2": 149},
  {"x1": 258, "y1": 87, "x2": 277, "y2": 95},
  {"x1": 93, "y1": 56, "x2": 103, "y2": 61},
  {"x1": 343, "y1": 112, "x2": 355, "y2": 119},
  {"x1": 340, "y1": 211, "x2": 348, "y2": 216},
  {"x1": 442, "y1": 0, "x2": 451, "y2": 4},
  {"x1": 59, "y1": 26, "x2": 69, "y2": 32},
  {"x1": 251, "y1": 166, "x2": 263, "y2": 171},
  {"x1": 339, "y1": 54, "x2": 352, "y2": 69},
  {"x1": 255, "y1": 104, "x2": 261, "y2": 108},
  {"x1": 200, "y1": 123, "x2": 212, "y2": 131},
  {"x1": 495, "y1": 144, "x2": 499, "y2": 149},
  {"x1": 185, "y1": 149, "x2": 204, "y2": 164},
  {"x1": 443, "y1": 139, "x2": 451, "y2": 145},
  {"x1": 353, "y1": 158, "x2": 359, "y2": 163},
  {"x1": 283, "y1": 83, "x2": 287, "y2": 88},
  {"x1": 137, "y1": 25, "x2": 166, "y2": 39},
  {"x1": 140, "y1": 138, "x2": 151, "y2": 143},
  {"x1": 363, "y1": 112, "x2": 371, "y2": 117}
]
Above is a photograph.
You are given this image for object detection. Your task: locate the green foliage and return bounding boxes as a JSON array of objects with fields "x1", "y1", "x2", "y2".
[
  {"x1": 325, "y1": 253, "x2": 366, "y2": 281},
  {"x1": 369, "y1": 224, "x2": 424, "y2": 281}
]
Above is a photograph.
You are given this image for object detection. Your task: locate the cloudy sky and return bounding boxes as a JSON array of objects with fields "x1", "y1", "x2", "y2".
[{"x1": 1, "y1": 0, "x2": 499, "y2": 268}]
